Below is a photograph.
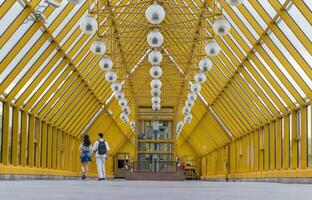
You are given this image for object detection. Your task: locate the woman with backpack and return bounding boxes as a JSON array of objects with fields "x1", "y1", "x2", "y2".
[{"x1": 80, "y1": 135, "x2": 92, "y2": 180}]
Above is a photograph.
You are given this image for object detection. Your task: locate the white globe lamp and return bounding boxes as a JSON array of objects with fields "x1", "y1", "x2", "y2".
[
  {"x1": 199, "y1": 58, "x2": 213, "y2": 72},
  {"x1": 147, "y1": 31, "x2": 164, "y2": 48},
  {"x1": 194, "y1": 72, "x2": 207, "y2": 84},
  {"x1": 213, "y1": 18, "x2": 231, "y2": 36},
  {"x1": 148, "y1": 50, "x2": 163, "y2": 65},
  {"x1": 80, "y1": 15, "x2": 98, "y2": 35},
  {"x1": 105, "y1": 70, "x2": 117, "y2": 83},
  {"x1": 145, "y1": 3, "x2": 165, "y2": 24},
  {"x1": 91, "y1": 39, "x2": 106, "y2": 55},
  {"x1": 205, "y1": 40, "x2": 221, "y2": 57},
  {"x1": 150, "y1": 66, "x2": 163, "y2": 79},
  {"x1": 151, "y1": 79, "x2": 162, "y2": 89},
  {"x1": 99, "y1": 58, "x2": 113, "y2": 71}
]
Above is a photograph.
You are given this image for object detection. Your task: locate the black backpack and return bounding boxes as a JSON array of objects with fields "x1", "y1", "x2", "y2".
[{"x1": 98, "y1": 141, "x2": 107, "y2": 155}]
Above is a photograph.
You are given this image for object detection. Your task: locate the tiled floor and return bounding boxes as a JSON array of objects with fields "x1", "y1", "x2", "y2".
[{"x1": 0, "y1": 180, "x2": 311, "y2": 200}]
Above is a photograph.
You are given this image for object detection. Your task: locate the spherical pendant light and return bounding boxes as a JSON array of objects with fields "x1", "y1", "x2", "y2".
[
  {"x1": 199, "y1": 58, "x2": 213, "y2": 72},
  {"x1": 205, "y1": 40, "x2": 221, "y2": 57},
  {"x1": 99, "y1": 58, "x2": 113, "y2": 71},
  {"x1": 150, "y1": 66, "x2": 163, "y2": 79},
  {"x1": 182, "y1": 106, "x2": 191, "y2": 115},
  {"x1": 191, "y1": 82, "x2": 201, "y2": 93},
  {"x1": 151, "y1": 88, "x2": 161, "y2": 97},
  {"x1": 120, "y1": 112, "x2": 129, "y2": 123},
  {"x1": 80, "y1": 15, "x2": 98, "y2": 35},
  {"x1": 122, "y1": 106, "x2": 131, "y2": 115},
  {"x1": 147, "y1": 31, "x2": 164, "y2": 48},
  {"x1": 148, "y1": 50, "x2": 163, "y2": 65},
  {"x1": 226, "y1": 0, "x2": 246, "y2": 6},
  {"x1": 184, "y1": 114, "x2": 193, "y2": 124},
  {"x1": 91, "y1": 39, "x2": 106, "y2": 55},
  {"x1": 105, "y1": 70, "x2": 117, "y2": 83},
  {"x1": 145, "y1": 3, "x2": 165, "y2": 24},
  {"x1": 152, "y1": 103, "x2": 161, "y2": 111},
  {"x1": 187, "y1": 92, "x2": 197, "y2": 102},
  {"x1": 118, "y1": 99, "x2": 128, "y2": 107},
  {"x1": 67, "y1": 0, "x2": 85, "y2": 5},
  {"x1": 151, "y1": 79, "x2": 162, "y2": 89},
  {"x1": 177, "y1": 121, "x2": 184, "y2": 129},
  {"x1": 111, "y1": 82, "x2": 122, "y2": 92},
  {"x1": 194, "y1": 72, "x2": 207, "y2": 84},
  {"x1": 151, "y1": 97, "x2": 161, "y2": 104},
  {"x1": 213, "y1": 18, "x2": 231, "y2": 36},
  {"x1": 130, "y1": 120, "x2": 135, "y2": 128},
  {"x1": 185, "y1": 100, "x2": 194, "y2": 108},
  {"x1": 115, "y1": 91, "x2": 125, "y2": 101}
]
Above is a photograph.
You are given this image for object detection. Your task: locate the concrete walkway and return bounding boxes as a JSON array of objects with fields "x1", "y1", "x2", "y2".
[{"x1": 0, "y1": 180, "x2": 311, "y2": 200}]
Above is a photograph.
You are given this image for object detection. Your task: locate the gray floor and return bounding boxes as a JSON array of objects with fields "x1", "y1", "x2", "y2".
[{"x1": 0, "y1": 180, "x2": 312, "y2": 200}]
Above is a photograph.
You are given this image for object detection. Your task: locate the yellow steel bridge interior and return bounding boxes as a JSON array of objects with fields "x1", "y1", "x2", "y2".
[{"x1": 0, "y1": 0, "x2": 312, "y2": 181}]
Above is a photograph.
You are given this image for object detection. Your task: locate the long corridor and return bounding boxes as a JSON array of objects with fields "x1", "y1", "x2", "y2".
[{"x1": 1, "y1": 180, "x2": 311, "y2": 200}]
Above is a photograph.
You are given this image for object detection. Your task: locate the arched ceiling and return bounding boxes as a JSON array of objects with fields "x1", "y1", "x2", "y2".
[{"x1": 0, "y1": 0, "x2": 311, "y2": 154}]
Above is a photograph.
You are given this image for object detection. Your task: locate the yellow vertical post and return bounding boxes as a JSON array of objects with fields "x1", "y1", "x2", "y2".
[
  {"x1": 259, "y1": 127, "x2": 264, "y2": 171},
  {"x1": 284, "y1": 115, "x2": 290, "y2": 170},
  {"x1": 291, "y1": 111, "x2": 297, "y2": 169},
  {"x1": 47, "y1": 124, "x2": 53, "y2": 169},
  {"x1": 270, "y1": 121, "x2": 275, "y2": 170},
  {"x1": 264, "y1": 125, "x2": 269, "y2": 171},
  {"x1": 255, "y1": 130, "x2": 259, "y2": 172},
  {"x1": 2, "y1": 102, "x2": 10, "y2": 165},
  {"x1": 301, "y1": 106, "x2": 307, "y2": 169},
  {"x1": 52, "y1": 127, "x2": 57, "y2": 169},
  {"x1": 276, "y1": 118, "x2": 282, "y2": 170},
  {"x1": 12, "y1": 107, "x2": 18, "y2": 166},
  {"x1": 21, "y1": 111, "x2": 27, "y2": 167},
  {"x1": 35, "y1": 119, "x2": 41, "y2": 168},
  {"x1": 57, "y1": 129, "x2": 61, "y2": 170},
  {"x1": 28, "y1": 114, "x2": 35, "y2": 167},
  {"x1": 41, "y1": 121, "x2": 47, "y2": 168}
]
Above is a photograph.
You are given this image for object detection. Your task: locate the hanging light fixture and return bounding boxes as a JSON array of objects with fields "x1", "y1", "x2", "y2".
[
  {"x1": 205, "y1": 40, "x2": 221, "y2": 57},
  {"x1": 79, "y1": 15, "x2": 98, "y2": 35},
  {"x1": 152, "y1": 103, "x2": 161, "y2": 111},
  {"x1": 122, "y1": 106, "x2": 131, "y2": 115},
  {"x1": 130, "y1": 120, "x2": 135, "y2": 130},
  {"x1": 213, "y1": 18, "x2": 231, "y2": 36},
  {"x1": 111, "y1": 82, "x2": 122, "y2": 92},
  {"x1": 147, "y1": 30, "x2": 164, "y2": 48},
  {"x1": 185, "y1": 100, "x2": 194, "y2": 108},
  {"x1": 151, "y1": 88, "x2": 161, "y2": 97},
  {"x1": 120, "y1": 112, "x2": 129, "y2": 123},
  {"x1": 105, "y1": 70, "x2": 117, "y2": 83},
  {"x1": 226, "y1": 0, "x2": 246, "y2": 6},
  {"x1": 151, "y1": 97, "x2": 161, "y2": 104},
  {"x1": 145, "y1": 3, "x2": 165, "y2": 24},
  {"x1": 191, "y1": 82, "x2": 201, "y2": 93},
  {"x1": 184, "y1": 113, "x2": 193, "y2": 124},
  {"x1": 67, "y1": 0, "x2": 85, "y2": 5},
  {"x1": 194, "y1": 72, "x2": 207, "y2": 84},
  {"x1": 99, "y1": 58, "x2": 113, "y2": 71},
  {"x1": 115, "y1": 91, "x2": 125, "y2": 101},
  {"x1": 149, "y1": 66, "x2": 163, "y2": 79},
  {"x1": 91, "y1": 39, "x2": 106, "y2": 55},
  {"x1": 187, "y1": 91, "x2": 198, "y2": 102},
  {"x1": 198, "y1": 58, "x2": 213, "y2": 72},
  {"x1": 182, "y1": 106, "x2": 191, "y2": 115},
  {"x1": 148, "y1": 50, "x2": 163, "y2": 65},
  {"x1": 151, "y1": 79, "x2": 162, "y2": 89},
  {"x1": 118, "y1": 99, "x2": 128, "y2": 107}
]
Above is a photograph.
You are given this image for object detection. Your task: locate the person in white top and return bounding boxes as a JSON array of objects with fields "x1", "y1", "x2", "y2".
[{"x1": 93, "y1": 133, "x2": 110, "y2": 181}]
